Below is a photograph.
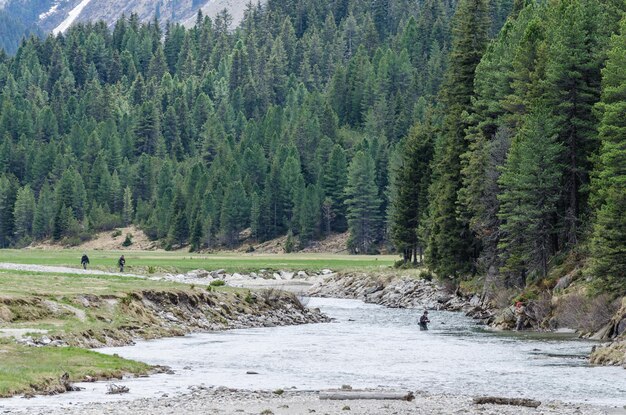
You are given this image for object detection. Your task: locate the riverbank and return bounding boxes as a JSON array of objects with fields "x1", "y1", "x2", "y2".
[
  {"x1": 0, "y1": 267, "x2": 327, "y2": 397},
  {"x1": 7, "y1": 386, "x2": 623, "y2": 415}
]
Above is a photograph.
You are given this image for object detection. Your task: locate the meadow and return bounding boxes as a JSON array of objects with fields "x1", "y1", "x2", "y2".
[{"x1": 0, "y1": 249, "x2": 397, "y2": 274}]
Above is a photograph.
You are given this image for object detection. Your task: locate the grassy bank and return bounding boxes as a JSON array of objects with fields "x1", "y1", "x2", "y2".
[
  {"x1": 0, "y1": 264, "x2": 327, "y2": 398},
  {"x1": 0, "y1": 249, "x2": 396, "y2": 273},
  {"x1": 0, "y1": 269, "x2": 188, "y2": 397},
  {"x1": 0, "y1": 341, "x2": 150, "y2": 397}
]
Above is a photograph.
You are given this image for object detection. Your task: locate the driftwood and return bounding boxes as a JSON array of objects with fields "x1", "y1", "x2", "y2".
[
  {"x1": 60, "y1": 372, "x2": 83, "y2": 392},
  {"x1": 319, "y1": 391, "x2": 415, "y2": 401},
  {"x1": 106, "y1": 384, "x2": 130, "y2": 395},
  {"x1": 473, "y1": 396, "x2": 541, "y2": 408}
]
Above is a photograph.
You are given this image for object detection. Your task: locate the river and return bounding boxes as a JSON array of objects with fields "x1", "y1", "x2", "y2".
[{"x1": 3, "y1": 298, "x2": 625, "y2": 410}]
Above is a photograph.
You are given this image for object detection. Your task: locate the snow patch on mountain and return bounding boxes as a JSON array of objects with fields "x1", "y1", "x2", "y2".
[
  {"x1": 53, "y1": 0, "x2": 93, "y2": 34},
  {"x1": 39, "y1": 2, "x2": 60, "y2": 21}
]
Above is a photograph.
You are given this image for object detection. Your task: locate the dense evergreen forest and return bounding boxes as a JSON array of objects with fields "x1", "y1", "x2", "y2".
[{"x1": 0, "y1": 0, "x2": 624, "y2": 296}]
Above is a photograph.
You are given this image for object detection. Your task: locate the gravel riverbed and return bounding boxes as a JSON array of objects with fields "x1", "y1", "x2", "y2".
[{"x1": 6, "y1": 387, "x2": 624, "y2": 415}]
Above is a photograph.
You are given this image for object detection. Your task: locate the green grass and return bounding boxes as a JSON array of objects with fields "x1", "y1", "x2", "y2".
[
  {"x1": 0, "y1": 340, "x2": 150, "y2": 397},
  {"x1": 0, "y1": 249, "x2": 397, "y2": 273},
  {"x1": 0, "y1": 268, "x2": 188, "y2": 298}
]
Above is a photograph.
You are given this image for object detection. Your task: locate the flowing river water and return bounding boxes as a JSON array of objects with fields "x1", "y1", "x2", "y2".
[{"x1": 3, "y1": 298, "x2": 625, "y2": 410}]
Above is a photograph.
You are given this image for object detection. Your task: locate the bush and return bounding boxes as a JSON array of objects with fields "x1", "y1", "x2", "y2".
[
  {"x1": 244, "y1": 291, "x2": 254, "y2": 304},
  {"x1": 284, "y1": 230, "x2": 295, "y2": 253},
  {"x1": 210, "y1": 279, "x2": 225, "y2": 287},
  {"x1": 555, "y1": 293, "x2": 619, "y2": 333},
  {"x1": 418, "y1": 270, "x2": 433, "y2": 281},
  {"x1": 122, "y1": 233, "x2": 133, "y2": 247},
  {"x1": 147, "y1": 265, "x2": 156, "y2": 274},
  {"x1": 111, "y1": 229, "x2": 122, "y2": 238}
]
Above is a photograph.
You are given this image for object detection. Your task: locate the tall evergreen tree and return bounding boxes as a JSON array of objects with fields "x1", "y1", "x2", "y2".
[
  {"x1": 390, "y1": 122, "x2": 434, "y2": 264},
  {"x1": 345, "y1": 151, "x2": 382, "y2": 254},
  {"x1": 587, "y1": 17, "x2": 626, "y2": 294},
  {"x1": 497, "y1": 109, "x2": 563, "y2": 284},
  {"x1": 426, "y1": 0, "x2": 490, "y2": 279},
  {"x1": 12, "y1": 185, "x2": 35, "y2": 243}
]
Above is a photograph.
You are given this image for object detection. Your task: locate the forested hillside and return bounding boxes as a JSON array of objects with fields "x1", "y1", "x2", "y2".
[{"x1": 0, "y1": 0, "x2": 624, "y2": 296}]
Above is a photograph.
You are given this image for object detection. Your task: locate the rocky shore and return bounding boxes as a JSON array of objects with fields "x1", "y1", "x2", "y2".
[
  {"x1": 7, "y1": 386, "x2": 620, "y2": 415},
  {"x1": 590, "y1": 298, "x2": 626, "y2": 368},
  {"x1": 307, "y1": 272, "x2": 477, "y2": 313}
]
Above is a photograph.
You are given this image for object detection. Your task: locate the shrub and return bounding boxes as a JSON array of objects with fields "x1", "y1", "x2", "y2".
[
  {"x1": 260, "y1": 288, "x2": 280, "y2": 304},
  {"x1": 245, "y1": 291, "x2": 254, "y2": 304},
  {"x1": 122, "y1": 233, "x2": 133, "y2": 247},
  {"x1": 555, "y1": 293, "x2": 619, "y2": 333},
  {"x1": 284, "y1": 231, "x2": 295, "y2": 253},
  {"x1": 147, "y1": 265, "x2": 156, "y2": 274},
  {"x1": 273, "y1": 389, "x2": 284, "y2": 395},
  {"x1": 210, "y1": 280, "x2": 225, "y2": 287},
  {"x1": 418, "y1": 270, "x2": 433, "y2": 281},
  {"x1": 111, "y1": 229, "x2": 122, "y2": 238}
]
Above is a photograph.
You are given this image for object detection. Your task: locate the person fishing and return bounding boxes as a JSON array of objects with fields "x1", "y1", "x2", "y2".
[
  {"x1": 118, "y1": 255, "x2": 126, "y2": 272},
  {"x1": 515, "y1": 301, "x2": 526, "y2": 331},
  {"x1": 419, "y1": 310, "x2": 430, "y2": 331},
  {"x1": 80, "y1": 253, "x2": 90, "y2": 270}
]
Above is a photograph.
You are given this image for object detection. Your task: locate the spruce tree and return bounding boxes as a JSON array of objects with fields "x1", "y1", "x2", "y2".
[
  {"x1": 322, "y1": 145, "x2": 348, "y2": 232},
  {"x1": 390, "y1": 122, "x2": 434, "y2": 264},
  {"x1": 13, "y1": 185, "x2": 35, "y2": 244},
  {"x1": 426, "y1": 0, "x2": 490, "y2": 278},
  {"x1": 0, "y1": 174, "x2": 17, "y2": 247},
  {"x1": 345, "y1": 151, "x2": 382, "y2": 254},
  {"x1": 122, "y1": 186, "x2": 134, "y2": 225},
  {"x1": 588, "y1": 17, "x2": 626, "y2": 294},
  {"x1": 497, "y1": 109, "x2": 563, "y2": 283},
  {"x1": 543, "y1": 0, "x2": 604, "y2": 246}
]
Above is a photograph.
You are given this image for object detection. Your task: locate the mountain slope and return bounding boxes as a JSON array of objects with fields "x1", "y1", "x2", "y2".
[{"x1": 0, "y1": 0, "x2": 251, "y2": 53}]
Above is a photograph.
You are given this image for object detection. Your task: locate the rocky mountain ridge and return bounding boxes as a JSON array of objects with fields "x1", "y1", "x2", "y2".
[{"x1": 3, "y1": 0, "x2": 250, "y2": 38}]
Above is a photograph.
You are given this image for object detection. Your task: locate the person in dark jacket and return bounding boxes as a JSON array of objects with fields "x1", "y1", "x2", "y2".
[
  {"x1": 118, "y1": 255, "x2": 125, "y2": 272},
  {"x1": 419, "y1": 310, "x2": 430, "y2": 331},
  {"x1": 81, "y1": 253, "x2": 90, "y2": 270}
]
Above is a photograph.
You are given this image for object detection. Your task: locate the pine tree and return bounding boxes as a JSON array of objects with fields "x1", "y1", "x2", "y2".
[
  {"x1": 219, "y1": 181, "x2": 248, "y2": 246},
  {"x1": 426, "y1": 0, "x2": 490, "y2": 279},
  {"x1": 298, "y1": 185, "x2": 319, "y2": 247},
  {"x1": 497, "y1": 109, "x2": 563, "y2": 284},
  {"x1": 322, "y1": 145, "x2": 348, "y2": 232},
  {"x1": 543, "y1": 0, "x2": 605, "y2": 246},
  {"x1": 122, "y1": 186, "x2": 134, "y2": 225},
  {"x1": 33, "y1": 183, "x2": 55, "y2": 240},
  {"x1": 390, "y1": 122, "x2": 434, "y2": 264},
  {"x1": 588, "y1": 17, "x2": 626, "y2": 294},
  {"x1": 12, "y1": 185, "x2": 35, "y2": 244},
  {"x1": 250, "y1": 191, "x2": 261, "y2": 241},
  {"x1": 168, "y1": 189, "x2": 189, "y2": 247},
  {"x1": 345, "y1": 151, "x2": 382, "y2": 254},
  {"x1": 0, "y1": 174, "x2": 17, "y2": 247}
]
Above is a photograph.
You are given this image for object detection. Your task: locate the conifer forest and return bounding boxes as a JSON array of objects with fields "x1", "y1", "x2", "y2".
[{"x1": 0, "y1": 0, "x2": 624, "y2": 296}]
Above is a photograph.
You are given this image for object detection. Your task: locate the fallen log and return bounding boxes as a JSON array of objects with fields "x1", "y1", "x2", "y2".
[
  {"x1": 473, "y1": 396, "x2": 541, "y2": 408},
  {"x1": 106, "y1": 384, "x2": 130, "y2": 395},
  {"x1": 319, "y1": 391, "x2": 414, "y2": 401}
]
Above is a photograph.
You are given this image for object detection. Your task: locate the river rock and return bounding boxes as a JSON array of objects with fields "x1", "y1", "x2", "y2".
[{"x1": 280, "y1": 271, "x2": 295, "y2": 280}]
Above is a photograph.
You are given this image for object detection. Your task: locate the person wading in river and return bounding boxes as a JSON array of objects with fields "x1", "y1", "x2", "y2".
[
  {"x1": 515, "y1": 301, "x2": 526, "y2": 331},
  {"x1": 419, "y1": 310, "x2": 430, "y2": 331}
]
